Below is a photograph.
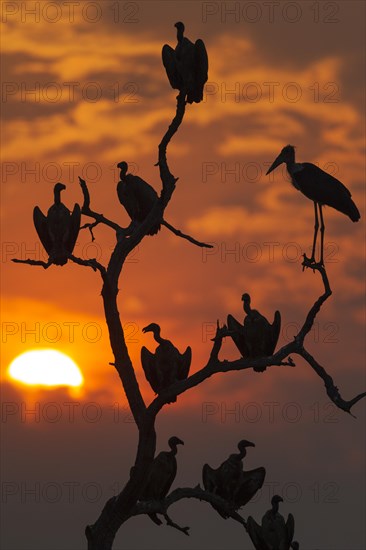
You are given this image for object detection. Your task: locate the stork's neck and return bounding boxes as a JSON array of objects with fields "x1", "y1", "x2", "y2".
[
  {"x1": 272, "y1": 501, "x2": 280, "y2": 514},
  {"x1": 176, "y1": 27, "x2": 184, "y2": 42},
  {"x1": 286, "y1": 162, "x2": 304, "y2": 183}
]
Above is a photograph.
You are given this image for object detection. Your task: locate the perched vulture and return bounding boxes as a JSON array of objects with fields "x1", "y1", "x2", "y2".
[
  {"x1": 117, "y1": 161, "x2": 160, "y2": 235},
  {"x1": 139, "y1": 436, "x2": 184, "y2": 525},
  {"x1": 141, "y1": 323, "x2": 191, "y2": 402},
  {"x1": 227, "y1": 293, "x2": 281, "y2": 371},
  {"x1": 33, "y1": 182, "x2": 80, "y2": 266},
  {"x1": 247, "y1": 495, "x2": 295, "y2": 550},
  {"x1": 162, "y1": 21, "x2": 208, "y2": 103},
  {"x1": 202, "y1": 439, "x2": 265, "y2": 519}
]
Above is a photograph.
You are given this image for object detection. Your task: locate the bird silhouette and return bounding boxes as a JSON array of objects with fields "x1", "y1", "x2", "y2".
[
  {"x1": 227, "y1": 293, "x2": 281, "y2": 371},
  {"x1": 139, "y1": 436, "x2": 184, "y2": 525},
  {"x1": 117, "y1": 161, "x2": 161, "y2": 235},
  {"x1": 162, "y1": 22, "x2": 208, "y2": 103},
  {"x1": 141, "y1": 323, "x2": 191, "y2": 402},
  {"x1": 247, "y1": 495, "x2": 295, "y2": 550},
  {"x1": 266, "y1": 145, "x2": 360, "y2": 265},
  {"x1": 202, "y1": 439, "x2": 265, "y2": 518},
  {"x1": 33, "y1": 183, "x2": 80, "y2": 266}
]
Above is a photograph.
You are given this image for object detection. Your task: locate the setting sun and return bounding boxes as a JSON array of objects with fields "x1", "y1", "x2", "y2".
[{"x1": 8, "y1": 350, "x2": 83, "y2": 387}]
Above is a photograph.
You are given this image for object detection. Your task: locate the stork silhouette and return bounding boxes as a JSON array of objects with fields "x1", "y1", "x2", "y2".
[{"x1": 266, "y1": 145, "x2": 360, "y2": 265}]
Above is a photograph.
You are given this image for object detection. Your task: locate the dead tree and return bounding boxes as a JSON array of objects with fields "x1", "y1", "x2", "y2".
[{"x1": 13, "y1": 35, "x2": 365, "y2": 550}]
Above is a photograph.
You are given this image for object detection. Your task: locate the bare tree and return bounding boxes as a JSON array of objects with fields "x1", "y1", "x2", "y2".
[{"x1": 14, "y1": 37, "x2": 365, "y2": 550}]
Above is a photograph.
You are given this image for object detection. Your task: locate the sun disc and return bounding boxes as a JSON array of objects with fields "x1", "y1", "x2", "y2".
[{"x1": 8, "y1": 350, "x2": 83, "y2": 387}]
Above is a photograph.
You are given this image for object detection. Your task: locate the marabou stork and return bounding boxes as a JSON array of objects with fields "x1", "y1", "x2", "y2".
[
  {"x1": 33, "y1": 183, "x2": 80, "y2": 266},
  {"x1": 247, "y1": 495, "x2": 295, "y2": 550},
  {"x1": 141, "y1": 323, "x2": 191, "y2": 402},
  {"x1": 266, "y1": 145, "x2": 360, "y2": 265},
  {"x1": 227, "y1": 293, "x2": 281, "y2": 371},
  {"x1": 139, "y1": 436, "x2": 184, "y2": 525},
  {"x1": 202, "y1": 439, "x2": 265, "y2": 518},
  {"x1": 162, "y1": 21, "x2": 208, "y2": 103}
]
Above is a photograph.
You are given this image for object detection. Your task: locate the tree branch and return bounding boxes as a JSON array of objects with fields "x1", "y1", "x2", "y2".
[
  {"x1": 147, "y1": 264, "x2": 364, "y2": 416},
  {"x1": 131, "y1": 486, "x2": 248, "y2": 531},
  {"x1": 161, "y1": 220, "x2": 213, "y2": 248},
  {"x1": 78, "y1": 177, "x2": 126, "y2": 237},
  {"x1": 157, "y1": 90, "x2": 186, "y2": 196},
  {"x1": 69, "y1": 254, "x2": 107, "y2": 276},
  {"x1": 299, "y1": 347, "x2": 366, "y2": 417},
  {"x1": 12, "y1": 258, "x2": 51, "y2": 269}
]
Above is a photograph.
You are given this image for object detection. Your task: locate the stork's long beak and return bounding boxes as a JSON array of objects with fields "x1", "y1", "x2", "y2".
[
  {"x1": 266, "y1": 153, "x2": 284, "y2": 175},
  {"x1": 177, "y1": 438, "x2": 184, "y2": 445}
]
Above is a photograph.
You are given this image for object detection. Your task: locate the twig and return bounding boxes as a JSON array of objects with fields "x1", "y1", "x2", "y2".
[
  {"x1": 299, "y1": 348, "x2": 366, "y2": 417},
  {"x1": 163, "y1": 513, "x2": 190, "y2": 536},
  {"x1": 78, "y1": 177, "x2": 125, "y2": 236},
  {"x1": 12, "y1": 258, "x2": 51, "y2": 269},
  {"x1": 69, "y1": 254, "x2": 107, "y2": 276},
  {"x1": 161, "y1": 220, "x2": 213, "y2": 248}
]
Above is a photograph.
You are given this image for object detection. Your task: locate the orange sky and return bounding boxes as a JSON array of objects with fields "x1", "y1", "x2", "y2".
[{"x1": 1, "y1": 2, "x2": 365, "y2": 549}]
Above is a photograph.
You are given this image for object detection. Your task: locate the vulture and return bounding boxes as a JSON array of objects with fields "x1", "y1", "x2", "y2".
[
  {"x1": 227, "y1": 293, "x2": 281, "y2": 372},
  {"x1": 33, "y1": 182, "x2": 80, "y2": 266},
  {"x1": 266, "y1": 145, "x2": 360, "y2": 265},
  {"x1": 202, "y1": 439, "x2": 265, "y2": 519},
  {"x1": 139, "y1": 436, "x2": 184, "y2": 525},
  {"x1": 162, "y1": 21, "x2": 208, "y2": 103},
  {"x1": 141, "y1": 323, "x2": 191, "y2": 402},
  {"x1": 247, "y1": 495, "x2": 295, "y2": 550},
  {"x1": 117, "y1": 161, "x2": 160, "y2": 235}
]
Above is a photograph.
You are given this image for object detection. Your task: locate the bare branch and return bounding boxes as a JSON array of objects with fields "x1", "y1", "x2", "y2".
[
  {"x1": 69, "y1": 254, "x2": 107, "y2": 276},
  {"x1": 78, "y1": 177, "x2": 126, "y2": 236},
  {"x1": 157, "y1": 91, "x2": 187, "y2": 192},
  {"x1": 131, "y1": 486, "x2": 248, "y2": 531},
  {"x1": 299, "y1": 347, "x2": 366, "y2": 417},
  {"x1": 162, "y1": 513, "x2": 190, "y2": 536},
  {"x1": 12, "y1": 258, "x2": 51, "y2": 269},
  {"x1": 161, "y1": 220, "x2": 213, "y2": 248}
]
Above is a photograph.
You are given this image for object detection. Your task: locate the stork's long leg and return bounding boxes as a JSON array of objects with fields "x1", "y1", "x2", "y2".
[
  {"x1": 319, "y1": 204, "x2": 325, "y2": 265},
  {"x1": 311, "y1": 201, "x2": 319, "y2": 262}
]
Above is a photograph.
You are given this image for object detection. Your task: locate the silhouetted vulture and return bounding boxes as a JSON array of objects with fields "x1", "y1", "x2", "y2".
[
  {"x1": 141, "y1": 323, "x2": 191, "y2": 402},
  {"x1": 247, "y1": 495, "x2": 295, "y2": 550},
  {"x1": 139, "y1": 436, "x2": 184, "y2": 525},
  {"x1": 117, "y1": 161, "x2": 160, "y2": 235},
  {"x1": 227, "y1": 293, "x2": 281, "y2": 371},
  {"x1": 266, "y1": 145, "x2": 360, "y2": 265},
  {"x1": 162, "y1": 21, "x2": 208, "y2": 103},
  {"x1": 202, "y1": 439, "x2": 265, "y2": 518},
  {"x1": 33, "y1": 183, "x2": 80, "y2": 266}
]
